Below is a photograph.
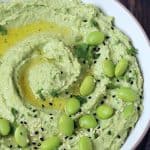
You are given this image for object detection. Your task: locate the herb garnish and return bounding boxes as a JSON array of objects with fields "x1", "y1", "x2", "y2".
[
  {"x1": 126, "y1": 47, "x2": 137, "y2": 56},
  {"x1": 36, "y1": 89, "x2": 46, "y2": 101},
  {"x1": 74, "y1": 95, "x2": 87, "y2": 105},
  {"x1": 50, "y1": 89, "x2": 59, "y2": 97},
  {"x1": 74, "y1": 44, "x2": 100, "y2": 66},
  {"x1": 11, "y1": 108, "x2": 18, "y2": 116},
  {"x1": 0, "y1": 25, "x2": 8, "y2": 35}
]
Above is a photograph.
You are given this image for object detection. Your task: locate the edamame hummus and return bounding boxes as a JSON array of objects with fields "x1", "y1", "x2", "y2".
[{"x1": 0, "y1": 0, "x2": 143, "y2": 149}]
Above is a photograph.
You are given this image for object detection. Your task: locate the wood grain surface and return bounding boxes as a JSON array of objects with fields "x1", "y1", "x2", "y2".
[{"x1": 119, "y1": 0, "x2": 150, "y2": 150}]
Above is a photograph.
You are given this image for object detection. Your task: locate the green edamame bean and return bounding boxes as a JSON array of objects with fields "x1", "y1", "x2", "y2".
[
  {"x1": 58, "y1": 114, "x2": 74, "y2": 136},
  {"x1": 115, "y1": 58, "x2": 128, "y2": 77},
  {"x1": 79, "y1": 115, "x2": 97, "y2": 129},
  {"x1": 86, "y1": 31, "x2": 105, "y2": 45},
  {"x1": 96, "y1": 104, "x2": 114, "y2": 120},
  {"x1": 14, "y1": 125, "x2": 29, "y2": 147},
  {"x1": 79, "y1": 136, "x2": 93, "y2": 150},
  {"x1": 116, "y1": 87, "x2": 137, "y2": 102},
  {"x1": 40, "y1": 136, "x2": 61, "y2": 150},
  {"x1": 0, "y1": 118, "x2": 10, "y2": 136},
  {"x1": 80, "y1": 75, "x2": 95, "y2": 96},
  {"x1": 102, "y1": 60, "x2": 115, "y2": 77},
  {"x1": 65, "y1": 98, "x2": 80, "y2": 115},
  {"x1": 123, "y1": 104, "x2": 135, "y2": 118}
]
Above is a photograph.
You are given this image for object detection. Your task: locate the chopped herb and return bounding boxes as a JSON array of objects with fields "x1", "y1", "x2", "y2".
[
  {"x1": 50, "y1": 89, "x2": 59, "y2": 97},
  {"x1": 126, "y1": 47, "x2": 138, "y2": 56},
  {"x1": 74, "y1": 95, "x2": 87, "y2": 105},
  {"x1": 74, "y1": 43, "x2": 89, "y2": 60},
  {"x1": 36, "y1": 89, "x2": 46, "y2": 101},
  {"x1": 74, "y1": 44, "x2": 100, "y2": 66},
  {"x1": 0, "y1": 25, "x2": 8, "y2": 35},
  {"x1": 107, "y1": 131, "x2": 112, "y2": 135},
  {"x1": 106, "y1": 83, "x2": 119, "y2": 89},
  {"x1": 94, "y1": 133, "x2": 99, "y2": 138},
  {"x1": 90, "y1": 19, "x2": 99, "y2": 29},
  {"x1": 11, "y1": 108, "x2": 18, "y2": 116}
]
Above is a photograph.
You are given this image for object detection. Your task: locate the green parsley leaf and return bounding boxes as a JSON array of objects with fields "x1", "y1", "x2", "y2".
[
  {"x1": 74, "y1": 43, "x2": 89, "y2": 59},
  {"x1": 74, "y1": 95, "x2": 87, "y2": 105},
  {"x1": 37, "y1": 89, "x2": 46, "y2": 101},
  {"x1": 0, "y1": 25, "x2": 8, "y2": 35},
  {"x1": 50, "y1": 89, "x2": 59, "y2": 97},
  {"x1": 11, "y1": 108, "x2": 18, "y2": 116},
  {"x1": 126, "y1": 47, "x2": 138, "y2": 56}
]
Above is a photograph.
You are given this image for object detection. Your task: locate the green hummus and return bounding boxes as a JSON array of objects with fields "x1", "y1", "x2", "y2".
[{"x1": 0, "y1": 0, "x2": 143, "y2": 150}]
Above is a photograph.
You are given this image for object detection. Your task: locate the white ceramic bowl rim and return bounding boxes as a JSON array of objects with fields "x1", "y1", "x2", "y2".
[{"x1": 83, "y1": 0, "x2": 150, "y2": 150}]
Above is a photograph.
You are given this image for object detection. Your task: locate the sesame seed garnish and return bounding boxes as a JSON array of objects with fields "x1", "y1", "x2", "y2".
[
  {"x1": 40, "y1": 137, "x2": 44, "y2": 141},
  {"x1": 49, "y1": 102, "x2": 53, "y2": 106},
  {"x1": 35, "y1": 131, "x2": 39, "y2": 135}
]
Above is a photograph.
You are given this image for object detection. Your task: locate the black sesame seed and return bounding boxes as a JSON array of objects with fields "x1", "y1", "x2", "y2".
[
  {"x1": 32, "y1": 109, "x2": 37, "y2": 113},
  {"x1": 49, "y1": 113, "x2": 53, "y2": 116},
  {"x1": 40, "y1": 137, "x2": 44, "y2": 141},
  {"x1": 140, "y1": 95, "x2": 143, "y2": 99},
  {"x1": 42, "y1": 104, "x2": 45, "y2": 108},
  {"x1": 65, "y1": 136, "x2": 68, "y2": 139},
  {"x1": 83, "y1": 19, "x2": 87, "y2": 22},
  {"x1": 35, "y1": 131, "x2": 39, "y2": 135},
  {"x1": 24, "y1": 121, "x2": 27, "y2": 125},
  {"x1": 34, "y1": 147, "x2": 38, "y2": 150},
  {"x1": 20, "y1": 121, "x2": 23, "y2": 124},
  {"x1": 87, "y1": 129, "x2": 90, "y2": 132},
  {"x1": 83, "y1": 60, "x2": 86, "y2": 64},
  {"x1": 50, "y1": 117, "x2": 54, "y2": 119},
  {"x1": 9, "y1": 145, "x2": 13, "y2": 148},
  {"x1": 97, "y1": 125, "x2": 100, "y2": 129},
  {"x1": 137, "y1": 107, "x2": 140, "y2": 111},
  {"x1": 32, "y1": 142, "x2": 36, "y2": 145},
  {"x1": 103, "y1": 96, "x2": 107, "y2": 99},
  {"x1": 97, "y1": 80, "x2": 100, "y2": 82},
  {"x1": 78, "y1": 108, "x2": 81, "y2": 112},
  {"x1": 130, "y1": 81, "x2": 134, "y2": 85},
  {"x1": 88, "y1": 96, "x2": 92, "y2": 99},
  {"x1": 111, "y1": 26, "x2": 114, "y2": 30},
  {"x1": 129, "y1": 70, "x2": 132, "y2": 73},
  {"x1": 70, "y1": 95, "x2": 73, "y2": 98},
  {"x1": 49, "y1": 102, "x2": 53, "y2": 106},
  {"x1": 41, "y1": 127, "x2": 44, "y2": 131},
  {"x1": 94, "y1": 61, "x2": 97, "y2": 64},
  {"x1": 93, "y1": 113, "x2": 96, "y2": 116},
  {"x1": 103, "y1": 42, "x2": 106, "y2": 45},
  {"x1": 69, "y1": 137, "x2": 73, "y2": 140},
  {"x1": 117, "y1": 79, "x2": 120, "y2": 82},
  {"x1": 108, "y1": 131, "x2": 112, "y2": 135},
  {"x1": 38, "y1": 143, "x2": 41, "y2": 146},
  {"x1": 112, "y1": 95, "x2": 116, "y2": 98},
  {"x1": 61, "y1": 71, "x2": 63, "y2": 74},
  {"x1": 96, "y1": 119, "x2": 99, "y2": 122},
  {"x1": 105, "y1": 36, "x2": 110, "y2": 39},
  {"x1": 117, "y1": 135, "x2": 121, "y2": 139},
  {"x1": 101, "y1": 101, "x2": 104, "y2": 104},
  {"x1": 34, "y1": 115, "x2": 37, "y2": 118},
  {"x1": 65, "y1": 91, "x2": 69, "y2": 95}
]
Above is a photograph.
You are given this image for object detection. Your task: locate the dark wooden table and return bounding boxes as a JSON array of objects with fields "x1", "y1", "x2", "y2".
[{"x1": 119, "y1": 0, "x2": 150, "y2": 150}]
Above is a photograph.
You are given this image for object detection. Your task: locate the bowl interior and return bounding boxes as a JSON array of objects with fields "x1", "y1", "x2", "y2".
[{"x1": 83, "y1": 0, "x2": 150, "y2": 149}]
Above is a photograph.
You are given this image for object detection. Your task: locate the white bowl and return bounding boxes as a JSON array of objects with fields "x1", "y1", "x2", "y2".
[{"x1": 83, "y1": 0, "x2": 150, "y2": 149}]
